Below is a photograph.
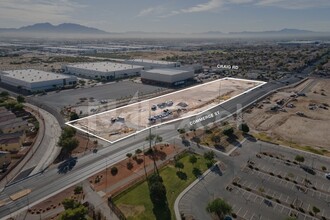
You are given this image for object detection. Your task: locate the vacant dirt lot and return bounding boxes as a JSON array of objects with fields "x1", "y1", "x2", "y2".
[
  {"x1": 245, "y1": 78, "x2": 330, "y2": 155},
  {"x1": 70, "y1": 78, "x2": 263, "y2": 143}
]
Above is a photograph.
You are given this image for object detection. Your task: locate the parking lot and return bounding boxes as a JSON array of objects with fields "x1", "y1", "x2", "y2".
[
  {"x1": 229, "y1": 150, "x2": 330, "y2": 220},
  {"x1": 31, "y1": 80, "x2": 166, "y2": 112},
  {"x1": 178, "y1": 140, "x2": 330, "y2": 220}
]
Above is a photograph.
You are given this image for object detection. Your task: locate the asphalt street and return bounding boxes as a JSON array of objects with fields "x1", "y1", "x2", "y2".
[
  {"x1": 0, "y1": 72, "x2": 308, "y2": 219},
  {"x1": 1, "y1": 49, "x2": 327, "y2": 219}
]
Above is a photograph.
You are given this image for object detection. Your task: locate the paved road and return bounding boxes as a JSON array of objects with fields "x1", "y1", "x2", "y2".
[
  {"x1": 0, "y1": 73, "x2": 306, "y2": 219},
  {"x1": 0, "y1": 51, "x2": 327, "y2": 219},
  {"x1": 25, "y1": 103, "x2": 62, "y2": 176}
]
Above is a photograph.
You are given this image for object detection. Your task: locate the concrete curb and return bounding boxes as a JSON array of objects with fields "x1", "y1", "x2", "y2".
[{"x1": 174, "y1": 162, "x2": 220, "y2": 220}]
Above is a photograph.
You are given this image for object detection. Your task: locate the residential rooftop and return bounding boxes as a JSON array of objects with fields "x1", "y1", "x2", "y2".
[
  {"x1": 65, "y1": 62, "x2": 143, "y2": 72},
  {"x1": 1, "y1": 69, "x2": 75, "y2": 83},
  {"x1": 0, "y1": 132, "x2": 24, "y2": 140}
]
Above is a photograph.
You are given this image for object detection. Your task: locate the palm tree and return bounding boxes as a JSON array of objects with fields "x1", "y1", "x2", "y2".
[{"x1": 206, "y1": 198, "x2": 232, "y2": 219}]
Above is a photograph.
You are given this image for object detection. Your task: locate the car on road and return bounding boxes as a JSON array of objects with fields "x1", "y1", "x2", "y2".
[{"x1": 325, "y1": 173, "x2": 330, "y2": 180}]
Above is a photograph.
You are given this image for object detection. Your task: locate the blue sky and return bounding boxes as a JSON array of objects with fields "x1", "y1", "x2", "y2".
[{"x1": 0, "y1": 0, "x2": 329, "y2": 33}]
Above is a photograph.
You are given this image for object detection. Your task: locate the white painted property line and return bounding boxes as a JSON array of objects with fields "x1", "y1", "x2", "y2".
[{"x1": 66, "y1": 77, "x2": 266, "y2": 144}]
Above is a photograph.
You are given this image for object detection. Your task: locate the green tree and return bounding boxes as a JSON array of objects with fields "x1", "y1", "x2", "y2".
[
  {"x1": 312, "y1": 206, "x2": 320, "y2": 215},
  {"x1": 192, "y1": 167, "x2": 202, "y2": 177},
  {"x1": 223, "y1": 127, "x2": 234, "y2": 136},
  {"x1": 74, "y1": 186, "x2": 83, "y2": 195},
  {"x1": 60, "y1": 205, "x2": 88, "y2": 220},
  {"x1": 211, "y1": 134, "x2": 221, "y2": 143},
  {"x1": 61, "y1": 127, "x2": 76, "y2": 139},
  {"x1": 295, "y1": 155, "x2": 305, "y2": 163},
  {"x1": 155, "y1": 135, "x2": 163, "y2": 144},
  {"x1": 177, "y1": 128, "x2": 186, "y2": 134},
  {"x1": 13, "y1": 103, "x2": 24, "y2": 111},
  {"x1": 175, "y1": 161, "x2": 184, "y2": 171},
  {"x1": 145, "y1": 134, "x2": 156, "y2": 141},
  {"x1": 189, "y1": 155, "x2": 197, "y2": 164},
  {"x1": 62, "y1": 198, "x2": 80, "y2": 210},
  {"x1": 111, "y1": 166, "x2": 118, "y2": 176},
  {"x1": 204, "y1": 151, "x2": 215, "y2": 161},
  {"x1": 206, "y1": 198, "x2": 232, "y2": 219},
  {"x1": 59, "y1": 138, "x2": 79, "y2": 153},
  {"x1": 126, "y1": 153, "x2": 132, "y2": 160},
  {"x1": 0, "y1": 91, "x2": 9, "y2": 98},
  {"x1": 239, "y1": 123, "x2": 250, "y2": 133},
  {"x1": 5, "y1": 100, "x2": 16, "y2": 110},
  {"x1": 16, "y1": 95, "x2": 25, "y2": 103},
  {"x1": 70, "y1": 112, "x2": 79, "y2": 121}
]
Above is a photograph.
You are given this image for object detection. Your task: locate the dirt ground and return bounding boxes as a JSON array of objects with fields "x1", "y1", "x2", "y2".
[
  {"x1": 71, "y1": 133, "x2": 98, "y2": 156},
  {"x1": 183, "y1": 122, "x2": 244, "y2": 153},
  {"x1": 26, "y1": 185, "x2": 84, "y2": 220},
  {"x1": 88, "y1": 144, "x2": 179, "y2": 196},
  {"x1": 70, "y1": 78, "x2": 263, "y2": 143},
  {"x1": 245, "y1": 78, "x2": 330, "y2": 155}
]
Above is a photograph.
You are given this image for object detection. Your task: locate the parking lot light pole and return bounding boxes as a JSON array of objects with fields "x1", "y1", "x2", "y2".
[{"x1": 96, "y1": 152, "x2": 109, "y2": 194}]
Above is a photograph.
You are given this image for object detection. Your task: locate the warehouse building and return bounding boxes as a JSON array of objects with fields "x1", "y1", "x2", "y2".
[
  {"x1": 63, "y1": 62, "x2": 143, "y2": 80},
  {"x1": 0, "y1": 69, "x2": 77, "y2": 92},
  {"x1": 141, "y1": 68, "x2": 194, "y2": 87},
  {"x1": 124, "y1": 59, "x2": 180, "y2": 69}
]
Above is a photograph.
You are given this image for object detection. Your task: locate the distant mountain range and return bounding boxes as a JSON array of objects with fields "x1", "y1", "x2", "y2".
[
  {"x1": 227, "y1": 28, "x2": 315, "y2": 35},
  {"x1": 0, "y1": 23, "x2": 328, "y2": 37},
  {"x1": 0, "y1": 23, "x2": 108, "y2": 34}
]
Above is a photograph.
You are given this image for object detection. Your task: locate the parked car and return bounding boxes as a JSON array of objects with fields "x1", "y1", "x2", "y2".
[
  {"x1": 300, "y1": 165, "x2": 315, "y2": 175},
  {"x1": 325, "y1": 173, "x2": 330, "y2": 180},
  {"x1": 264, "y1": 199, "x2": 273, "y2": 207}
]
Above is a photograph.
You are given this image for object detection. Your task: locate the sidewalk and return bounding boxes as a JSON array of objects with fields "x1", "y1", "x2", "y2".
[
  {"x1": 25, "y1": 103, "x2": 62, "y2": 175},
  {"x1": 82, "y1": 180, "x2": 119, "y2": 220}
]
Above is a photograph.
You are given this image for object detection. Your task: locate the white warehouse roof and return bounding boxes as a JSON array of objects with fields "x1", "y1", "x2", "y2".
[
  {"x1": 145, "y1": 68, "x2": 190, "y2": 75},
  {"x1": 127, "y1": 59, "x2": 178, "y2": 65},
  {"x1": 65, "y1": 62, "x2": 143, "y2": 73},
  {"x1": 1, "y1": 69, "x2": 75, "y2": 83},
  {"x1": 142, "y1": 68, "x2": 194, "y2": 84}
]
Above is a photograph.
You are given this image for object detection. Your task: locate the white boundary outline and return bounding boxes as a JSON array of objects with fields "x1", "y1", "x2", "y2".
[{"x1": 66, "y1": 77, "x2": 266, "y2": 144}]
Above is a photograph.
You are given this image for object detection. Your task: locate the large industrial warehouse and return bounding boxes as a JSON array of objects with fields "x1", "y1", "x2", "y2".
[
  {"x1": 62, "y1": 62, "x2": 143, "y2": 80},
  {"x1": 124, "y1": 59, "x2": 180, "y2": 69},
  {"x1": 141, "y1": 68, "x2": 194, "y2": 86},
  {"x1": 0, "y1": 69, "x2": 77, "y2": 92}
]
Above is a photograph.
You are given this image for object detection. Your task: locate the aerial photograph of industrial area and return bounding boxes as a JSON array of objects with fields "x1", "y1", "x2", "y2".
[{"x1": 0, "y1": 1, "x2": 329, "y2": 220}]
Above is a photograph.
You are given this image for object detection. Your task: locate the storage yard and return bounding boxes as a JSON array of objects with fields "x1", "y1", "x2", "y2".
[{"x1": 68, "y1": 78, "x2": 264, "y2": 143}]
